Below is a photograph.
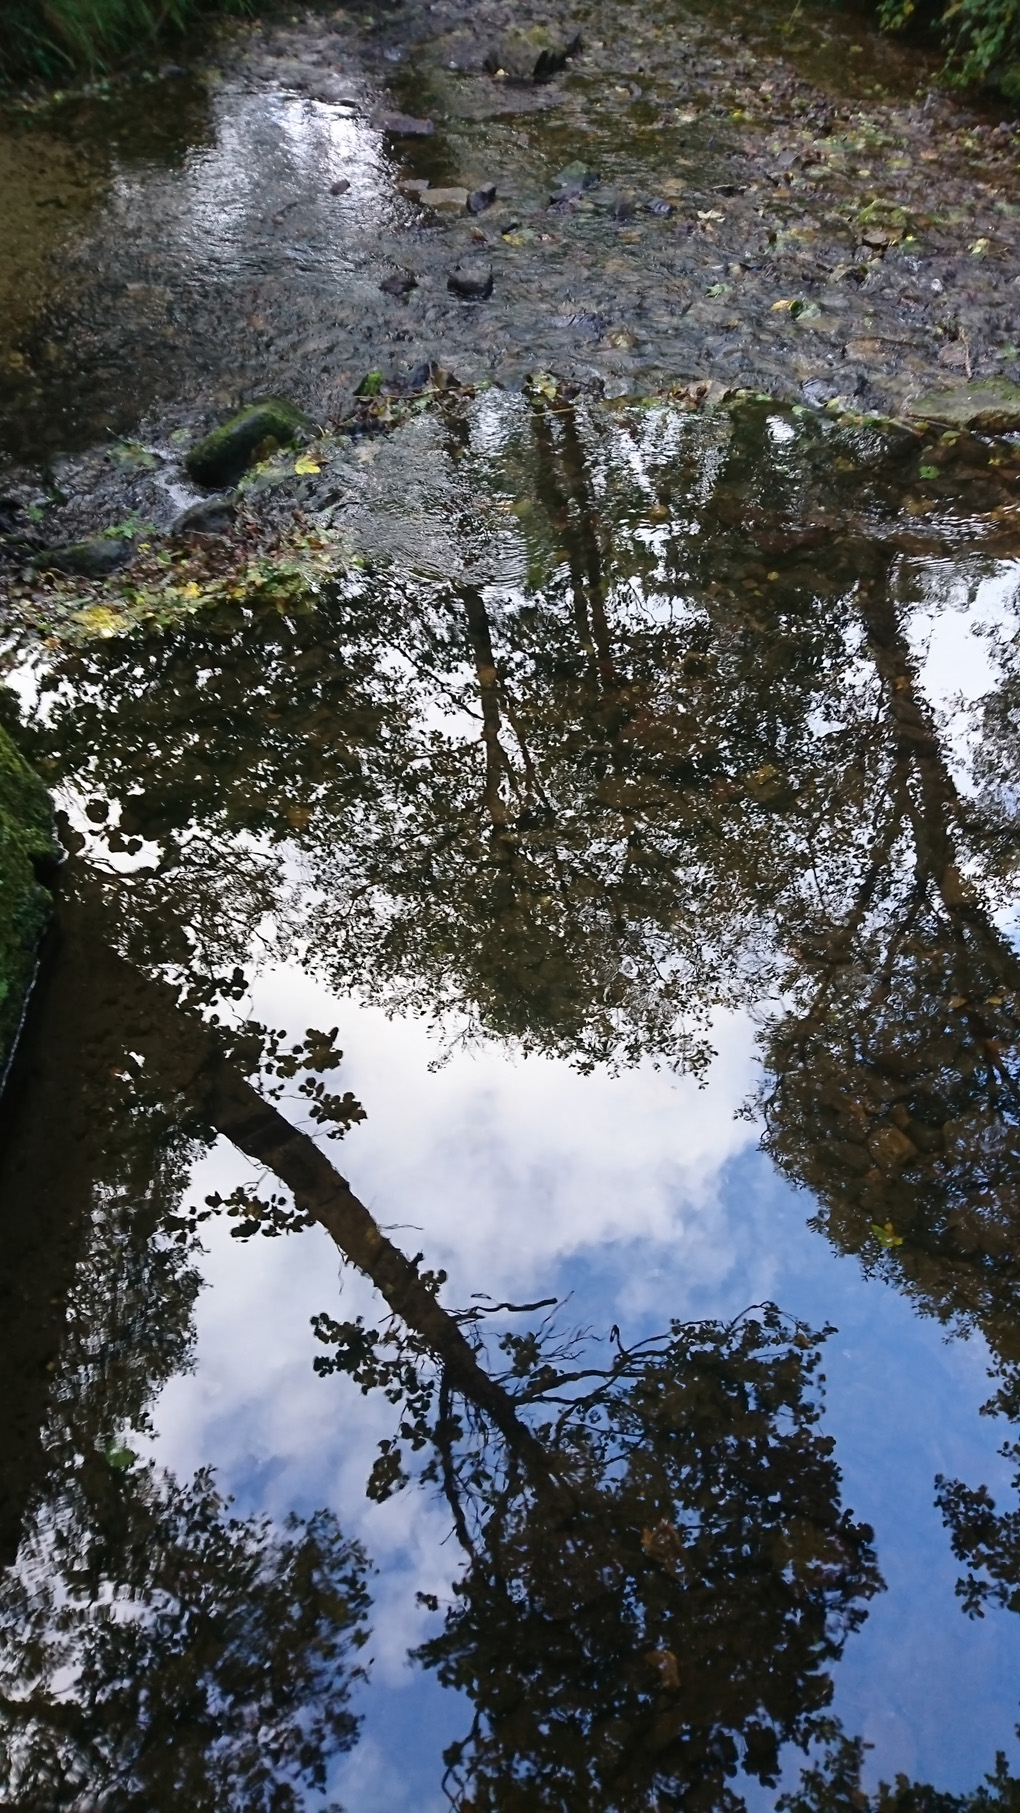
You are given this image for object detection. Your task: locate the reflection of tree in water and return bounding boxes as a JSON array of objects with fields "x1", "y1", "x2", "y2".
[
  {"x1": 761, "y1": 557, "x2": 1020, "y2": 1358},
  {"x1": 404, "y1": 1311, "x2": 880, "y2": 1813},
  {"x1": 1, "y1": 1466, "x2": 370, "y2": 1813},
  {"x1": 0, "y1": 893, "x2": 371, "y2": 1813},
  {"x1": 12, "y1": 396, "x2": 1020, "y2": 1806},
  {"x1": 0, "y1": 871, "x2": 882, "y2": 1813}
]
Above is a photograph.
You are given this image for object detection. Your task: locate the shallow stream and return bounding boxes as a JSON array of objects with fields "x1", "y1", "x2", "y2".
[{"x1": 4, "y1": 3, "x2": 1020, "y2": 1809}]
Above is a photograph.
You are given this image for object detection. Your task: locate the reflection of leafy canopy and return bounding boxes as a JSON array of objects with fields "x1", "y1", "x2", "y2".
[
  {"x1": 776, "y1": 1721, "x2": 1020, "y2": 1812},
  {"x1": 0, "y1": 1463, "x2": 370, "y2": 1813},
  {"x1": 761, "y1": 566, "x2": 1020, "y2": 1361},
  {"x1": 410, "y1": 1311, "x2": 881, "y2": 1813}
]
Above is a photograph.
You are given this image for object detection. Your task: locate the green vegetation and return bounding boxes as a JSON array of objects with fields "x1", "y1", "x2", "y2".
[
  {"x1": 877, "y1": 0, "x2": 1020, "y2": 91},
  {"x1": 1, "y1": 0, "x2": 252, "y2": 81},
  {"x1": 0, "y1": 722, "x2": 54, "y2": 1072}
]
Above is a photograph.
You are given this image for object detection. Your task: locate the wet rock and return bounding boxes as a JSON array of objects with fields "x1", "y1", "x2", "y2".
[
  {"x1": 185, "y1": 399, "x2": 312, "y2": 489},
  {"x1": 404, "y1": 359, "x2": 441, "y2": 392},
  {"x1": 380, "y1": 271, "x2": 418, "y2": 297},
  {"x1": 421, "y1": 188, "x2": 470, "y2": 210},
  {"x1": 34, "y1": 537, "x2": 136, "y2": 577},
  {"x1": 801, "y1": 377, "x2": 844, "y2": 407},
  {"x1": 484, "y1": 27, "x2": 582, "y2": 84},
  {"x1": 467, "y1": 184, "x2": 498, "y2": 215},
  {"x1": 330, "y1": 178, "x2": 351, "y2": 195},
  {"x1": 907, "y1": 379, "x2": 1020, "y2": 432},
  {"x1": 642, "y1": 197, "x2": 675, "y2": 217},
  {"x1": 373, "y1": 110, "x2": 435, "y2": 137},
  {"x1": 171, "y1": 494, "x2": 238, "y2": 536},
  {"x1": 447, "y1": 261, "x2": 494, "y2": 301},
  {"x1": 550, "y1": 160, "x2": 600, "y2": 202}
]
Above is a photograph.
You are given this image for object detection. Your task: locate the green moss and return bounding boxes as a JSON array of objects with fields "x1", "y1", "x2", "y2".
[
  {"x1": 185, "y1": 400, "x2": 312, "y2": 490},
  {"x1": 0, "y1": 725, "x2": 56, "y2": 1072}
]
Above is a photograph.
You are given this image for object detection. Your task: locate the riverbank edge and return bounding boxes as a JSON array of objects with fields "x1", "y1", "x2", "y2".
[
  {"x1": 0, "y1": 0, "x2": 257, "y2": 86},
  {"x1": 0, "y1": 724, "x2": 57, "y2": 1078}
]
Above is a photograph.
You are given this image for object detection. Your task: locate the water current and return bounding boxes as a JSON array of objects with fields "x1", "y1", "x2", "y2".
[{"x1": 3, "y1": 2, "x2": 1020, "y2": 1809}]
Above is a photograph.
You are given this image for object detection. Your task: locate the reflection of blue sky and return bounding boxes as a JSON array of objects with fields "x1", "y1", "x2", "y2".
[{"x1": 149, "y1": 969, "x2": 1020, "y2": 1809}]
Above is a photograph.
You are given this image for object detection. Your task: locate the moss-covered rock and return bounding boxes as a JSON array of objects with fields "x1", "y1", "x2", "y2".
[
  {"x1": 0, "y1": 725, "x2": 56, "y2": 1074},
  {"x1": 907, "y1": 380, "x2": 1020, "y2": 434},
  {"x1": 185, "y1": 399, "x2": 312, "y2": 489}
]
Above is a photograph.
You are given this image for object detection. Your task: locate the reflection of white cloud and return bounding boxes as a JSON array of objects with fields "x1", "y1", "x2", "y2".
[
  {"x1": 907, "y1": 559, "x2": 1020, "y2": 786},
  {"x1": 247, "y1": 970, "x2": 760, "y2": 1296},
  {"x1": 147, "y1": 980, "x2": 1020, "y2": 1805}
]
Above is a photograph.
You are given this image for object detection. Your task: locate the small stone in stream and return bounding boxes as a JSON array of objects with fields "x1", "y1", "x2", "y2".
[
  {"x1": 330, "y1": 178, "x2": 351, "y2": 195},
  {"x1": 171, "y1": 494, "x2": 238, "y2": 535},
  {"x1": 907, "y1": 379, "x2": 1020, "y2": 433},
  {"x1": 447, "y1": 261, "x2": 494, "y2": 301},
  {"x1": 421, "y1": 188, "x2": 469, "y2": 210},
  {"x1": 380, "y1": 270, "x2": 418, "y2": 297},
  {"x1": 404, "y1": 359, "x2": 440, "y2": 392},
  {"x1": 373, "y1": 110, "x2": 434, "y2": 136},
  {"x1": 484, "y1": 27, "x2": 582, "y2": 84},
  {"x1": 801, "y1": 377, "x2": 843, "y2": 408},
  {"x1": 550, "y1": 160, "x2": 600, "y2": 201},
  {"x1": 34, "y1": 537, "x2": 136, "y2": 578},
  {"x1": 159, "y1": 64, "x2": 188, "y2": 79},
  {"x1": 467, "y1": 183, "x2": 497, "y2": 215},
  {"x1": 643, "y1": 197, "x2": 675, "y2": 217},
  {"x1": 185, "y1": 398, "x2": 312, "y2": 488}
]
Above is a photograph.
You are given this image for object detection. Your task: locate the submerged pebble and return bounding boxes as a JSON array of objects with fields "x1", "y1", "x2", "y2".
[{"x1": 448, "y1": 261, "x2": 494, "y2": 301}]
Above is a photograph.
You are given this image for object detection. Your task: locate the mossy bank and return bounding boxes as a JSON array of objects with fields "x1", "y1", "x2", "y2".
[{"x1": 0, "y1": 725, "x2": 55, "y2": 1074}]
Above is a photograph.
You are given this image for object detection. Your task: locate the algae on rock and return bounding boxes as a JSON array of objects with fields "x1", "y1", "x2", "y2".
[
  {"x1": 185, "y1": 400, "x2": 313, "y2": 490},
  {"x1": 0, "y1": 725, "x2": 55, "y2": 1074}
]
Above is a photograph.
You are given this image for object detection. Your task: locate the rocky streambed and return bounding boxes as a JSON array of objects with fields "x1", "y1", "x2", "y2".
[{"x1": 1, "y1": 0, "x2": 1020, "y2": 563}]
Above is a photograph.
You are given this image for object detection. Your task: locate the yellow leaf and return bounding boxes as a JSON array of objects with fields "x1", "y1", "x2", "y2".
[
  {"x1": 771, "y1": 299, "x2": 796, "y2": 311},
  {"x1": 181, "y1": 582, "x2": 202, "y2": 599},
  {"x1": 294, "y1": 455, "x2": 322, "y2": 474},
  {"x1": 73, "y1": 605, "x2": 125, "y2": 638}
]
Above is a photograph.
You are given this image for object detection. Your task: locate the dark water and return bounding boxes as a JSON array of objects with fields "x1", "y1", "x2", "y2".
[{"x1": 4, "y1": 2, "x2": 1020, "y2": 1806}]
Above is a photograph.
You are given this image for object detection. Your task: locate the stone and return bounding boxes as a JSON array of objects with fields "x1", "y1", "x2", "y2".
[
  {"x1": 467, "y1": 184, "x2": 497, "y2": 215},
  {"x1": 421, "y1": 188, "x2": 469, "y2": 210},
  {"x1": 0, "y1": 723, "x2": 55, "y2": 1076},
  {"x1": 550, "y1": 160, "x2": 600, "y2": 202},
  {"x1": 171, "y1": 494, "x2": 237, "y2": 536},
  {"x1": 185, "y1": 399, "x2": 312, "y2": 488},
  {"x1": 330, "y1": 178, "x2": 351, "y2": 195},
  {"x1": 484, "y1": 27, "x2": 582, "y2": 84},
  {"x1": 447, "y1": 261, "x2": 494, "y2": 301},
  {"x1": 35, "y1": 537, "x2": 135, "y2": 577},
  {"x1": 373, "y1": 110, "x2": 435, "y2": 136},
  {"x1": 906, "y1": 379, "x2": 1020, "y2": 433},
  {"x1": 380, "y1": 271, "x2": 418, "y2": 297}
]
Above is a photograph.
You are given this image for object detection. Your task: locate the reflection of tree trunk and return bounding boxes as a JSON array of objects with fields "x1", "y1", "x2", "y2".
[
  {"x1": 857, "y1": 565, "x2": 1020, "y2": 1019},
  {"x1": 0, "y1": 923, "x2": 105, "y2": 1565},
  {"x1": 461, "y1": 585, "x2": 513, "y2": 834},
  {"x1": 46, "y1": 880, "x2": 554, "y2": 1486},
  {"x1": 529, "y1": 397, "x2": 615, "y2": 690},
  {"x1": 195, "y1": 1046, "x2": 549, "y2": 1469}
]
